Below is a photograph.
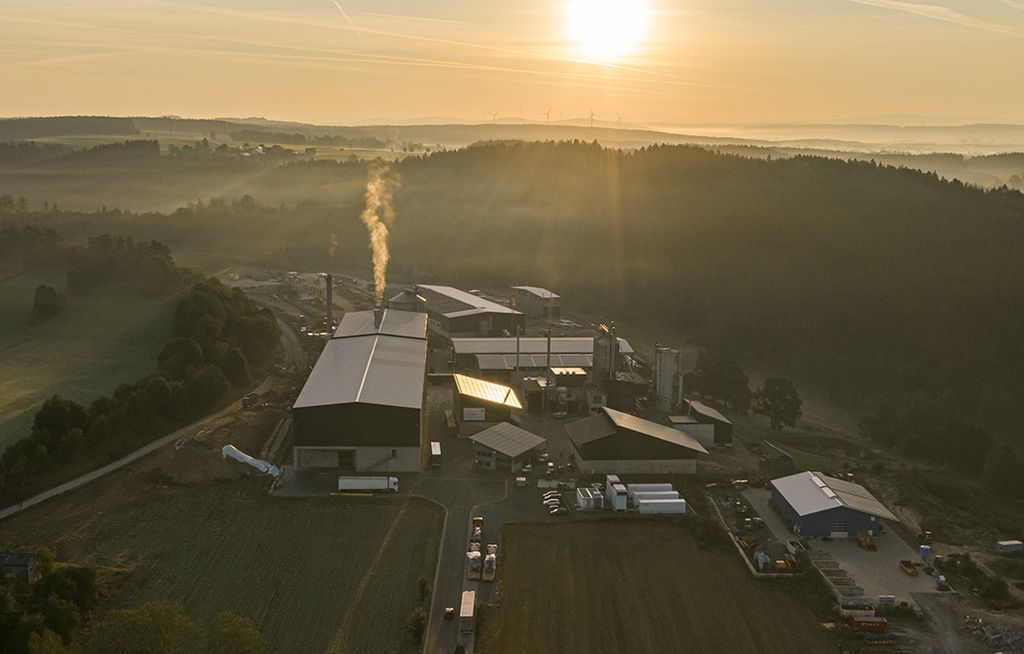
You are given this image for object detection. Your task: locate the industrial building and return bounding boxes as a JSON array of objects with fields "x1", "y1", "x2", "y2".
[
  {"x1": 470, "y1": 422, "x2": 547, "y2": 471},
  {"x1": 450, "y1": 336, "x2": 635, "y2": 381},
  {"x1": 510, "y1": 286, "x2": 561, "y2": 319},
  {"x1": 770, "y1": 471, "x2": 899, "y2": 538},
  {"x1": 567, "y1": 407, "x2": 709, "y2": 474},
  {"x1": 415, "y1": 284, "x2": 524, "y2": 338},
  {"x1": 681, "y1": 399, "x2": 733, "y2": 446},
  {"x1": 291, "y1": 309, "x2": 427, "y2": 472},
  {"x1": 453, "y1": 373, "x2": 523, "y2": 425}
]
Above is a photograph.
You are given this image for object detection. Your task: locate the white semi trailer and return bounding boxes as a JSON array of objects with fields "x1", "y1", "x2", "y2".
[{"x1": 337, "y1": 476, "x2": 399, "y2": 492}]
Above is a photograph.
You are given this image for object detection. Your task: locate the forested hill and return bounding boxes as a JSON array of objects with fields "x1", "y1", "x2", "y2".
[{"x1": 6, "y1": 141, "x2": 1024, "y2": 434}]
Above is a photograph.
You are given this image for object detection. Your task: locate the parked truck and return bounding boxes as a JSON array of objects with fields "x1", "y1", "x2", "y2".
[
  {"x1": 337, "y1": 476, "x2": 399, "y2": 492},
  {"x1": 466, "y1": 551, "x2": 482, "y2": 580},
  {"x1": 482, "y1": 553, "x2": 497, "y2": 582},
  {"x1": 459, "y1": 590, "x2": 476, "y2": 635}
]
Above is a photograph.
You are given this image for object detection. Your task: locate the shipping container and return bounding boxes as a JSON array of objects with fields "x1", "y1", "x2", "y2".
[
  {"x1": 631, "y1": 490, "x2": 680, "y2": 504},
  {"x1": 851, "y1": 616, "x2": 888, "y2": 633},
  {"x1": 636, "y1": 498, "x2": 687, "y2": 514},
  {"x1": 626, "y1": 483, "x2": 674, "y2": 501}
]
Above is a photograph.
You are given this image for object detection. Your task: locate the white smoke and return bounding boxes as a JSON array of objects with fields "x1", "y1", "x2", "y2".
[{"x1": 359, "y1": 164, "x2": 399, "y2": 306}]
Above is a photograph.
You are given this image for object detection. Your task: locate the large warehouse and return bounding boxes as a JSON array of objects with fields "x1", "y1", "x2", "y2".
[
  {"x1": 291, "y1": 309, "x2": 427, "y2": 472},
  {"x1": 770, "y1": 471, "x2": 899, "y2": 538},
  {"x1": 416, "y1": 285, "x2": 524, "y2": 338},
  {"x1": 567, "y1": 407, "x2": 709, "y2": 474}
]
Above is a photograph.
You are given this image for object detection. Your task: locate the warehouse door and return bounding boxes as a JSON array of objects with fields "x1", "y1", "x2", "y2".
[{"x1": 829, "y1": 521, "x2": 849, "y2": 538}]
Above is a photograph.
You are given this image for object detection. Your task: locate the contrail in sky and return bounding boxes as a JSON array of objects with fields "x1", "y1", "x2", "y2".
[{"x1": 329, "y1": 0, "x2": 365, "y2": 41}]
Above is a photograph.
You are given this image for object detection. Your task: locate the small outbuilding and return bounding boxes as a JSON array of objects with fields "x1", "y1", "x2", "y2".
[
  {"x1": 770, "y1": 471, "x2": 899, "y2": 538},
  {"x1": 683, "y1": 399, "x2": 733, "y2": 446},
  {"x1": 470, "y1": 422, "x2": 547, "y2": 471},
  {"x1": 996, "y1": 540, "x2": 1024, "y2": 554},
  {"x1": 0, "y1": 551, "x2": 39, "y2": 584},
  {"x1": 510, "y1": 286, "x2": 561, "y2": 319},
  {"x1": 567, "y1": 407, "x2": 709, "y2": 474}
]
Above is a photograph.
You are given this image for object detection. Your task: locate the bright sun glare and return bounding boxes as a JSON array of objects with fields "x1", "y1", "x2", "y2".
[{"x1": 565, "y1": 0, "x2": 651, "y2": 63}]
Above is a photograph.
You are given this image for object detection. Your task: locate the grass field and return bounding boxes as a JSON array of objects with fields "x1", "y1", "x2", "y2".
[
  {"x1": 0, "y1": 477, "x2": 442, "y2": 654},
  {"x1": 477, "y1": 521, "x2": 834, "y2": 654},
  {"x1": 0, "y1": 266, "x2": 173, "y2": 449}
]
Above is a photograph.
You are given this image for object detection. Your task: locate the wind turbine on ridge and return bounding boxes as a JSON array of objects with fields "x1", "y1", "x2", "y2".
[
  {"x1": 488, "y1": 110, "x2": 500, "y2": 124},
  {"x1": 588, "y1": 108, "x2": 598, "y2": 128},
  {"x1": 541, "y1": 107, "x2": 552, "y2": 124}
]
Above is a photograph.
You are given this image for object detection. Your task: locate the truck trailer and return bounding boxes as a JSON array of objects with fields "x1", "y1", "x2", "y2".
[
  {"x1": 636, "y1": 498, "x2": 687, "y2": 514},
  {"x1": 459, "y1": 590, "x2": 476, "y2": 635},
  {"x1": 626, "y1": 483, "x2": 674, "y2": 501},
  {"x1": 482, "y1": 553, "x2": 497, "y2": 582},
  {"x1": 337, "y1": 476, "x2": 399, "y2": 492}
]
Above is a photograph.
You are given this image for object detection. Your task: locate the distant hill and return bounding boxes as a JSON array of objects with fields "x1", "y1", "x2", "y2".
[{"x1": 8, "y1": 141, "x2": 1024, "y2": 441}]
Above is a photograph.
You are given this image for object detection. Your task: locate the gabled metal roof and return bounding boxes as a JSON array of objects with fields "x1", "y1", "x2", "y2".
[
  {"x1": 417, "y1": 285, "x2": 521, "y2": 318},
  {"x1": 453, "y1": 373, "x2": 523, "y2": 409},
  {"x1": 687, "y1": 400, "x2": 732, "y2": 425},
  {"x1": 470, "y1": 422, "x2": 547, "y2": 458},
  {"x1": 770, "y1": 471, "x2": 899, "y2": 521},
  {"x1": 511, "y1": 286, "x2": 560, "y2": 300},
  {"x1": 602, "y1": 408, "x2": 709, "y2": 454},
  {"x1": 293, "y1": 334, "x2": 426, "y2": 410},
  {"x1": 452, "y1": 337, "x2": 635, "y2": 355},
  {"x1": 566, "y1": 408, "x2": 709, "y2": 455},
  {"x1": 332, "y1": 309, "x2": 427, "y2": 340}
]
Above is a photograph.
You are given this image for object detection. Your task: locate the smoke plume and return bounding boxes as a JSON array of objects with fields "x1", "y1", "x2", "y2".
[{"x1": 359, "y1": 164, "x2": 399, "y2": 306}]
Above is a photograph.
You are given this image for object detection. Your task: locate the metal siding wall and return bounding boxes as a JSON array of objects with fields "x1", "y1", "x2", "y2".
[
  {"x1": 771, "y1": 487, "x2": 802, "y2": 528},
  {"x1": 354, "y1": 447, "x2": 421, "y2": 472}
]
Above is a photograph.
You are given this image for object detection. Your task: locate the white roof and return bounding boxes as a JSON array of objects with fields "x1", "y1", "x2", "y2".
[
  {"x1": 470, "y1": 422, "x2": 546, "y2": 458},
  {"x1": 511, "y1": 286, "x2": 560, "y2": 300},
  {"x1": 333, "y1": 309, "x2": 427, "y2": 339},
  {"x1": 687, "y1": 400, "x2": 732, "y2": 425},
  {"x1": 293, "y1": 334, "x2": 426, "y2": 410},
  {"x1": 453, "y1": 337, "x2": 634, "y2": 355},
  {"x1": 417, "y1": 285, "x2": 521, "y2": 317},
  {"x1": 771, "y1": 471, "x2": 898, "y2": 521}
]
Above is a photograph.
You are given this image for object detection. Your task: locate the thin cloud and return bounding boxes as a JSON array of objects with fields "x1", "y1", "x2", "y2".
[
  {"x1": 328, "y1": 0, "x2": 364, "y2": 41},
  {"x1": 846, "y1": 0, "x2": 1022, "y2": 36},
  {"x1": 995, "y1": 0, "x2": 1024, "y2": 9}
]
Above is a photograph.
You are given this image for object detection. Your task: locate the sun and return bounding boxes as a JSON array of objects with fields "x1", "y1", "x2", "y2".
[{"x1": 564, "y1": 0, "x2": 651, "y2": 63}]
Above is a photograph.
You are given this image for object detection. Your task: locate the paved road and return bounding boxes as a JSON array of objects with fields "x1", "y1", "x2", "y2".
[
  {"x1": 0, "y1": 294, "x2": 301, "y2": 522},
  {"x1": 0, "y1": 384, "x2": 266, "y2": 521}
]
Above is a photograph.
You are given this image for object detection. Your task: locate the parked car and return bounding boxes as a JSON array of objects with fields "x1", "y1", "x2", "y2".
[
  {"x1": 538, "y1": 453, "x2": 550, "y2": 463},
  {"x1": 542, "y1": 499, "x2": 561, "y2": 507},
  {"x1": 521, "y1": 464, "x2": 533, "y2": 473},
  {"x1": 444, "y1": 607, "x2": 454, "y2": 620},
  {"x1": 549, "y1": 507, "x2": 568, "y2": 515},
  {"x1": 590, "y1": 483, "x2": 604, "y2": 491},
  {"x1": 557, "y1": 464, "x2": 565, "y2": 473},
  {"x1": 557, "y1": 482, "x2": 572, "y2": 491}
]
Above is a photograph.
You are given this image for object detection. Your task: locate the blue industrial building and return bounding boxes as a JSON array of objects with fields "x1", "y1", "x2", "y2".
[{"x1": 770, "y1": 471, "x2": 898, "y2": 538}]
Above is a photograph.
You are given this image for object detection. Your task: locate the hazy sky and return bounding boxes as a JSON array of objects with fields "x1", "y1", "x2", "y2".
[{"x1": 2, "y1": 0, "x2": 1023, "y2": 125}]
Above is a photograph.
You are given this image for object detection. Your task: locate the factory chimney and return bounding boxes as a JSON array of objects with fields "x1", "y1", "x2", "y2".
[{"x1": 325, "y1": 274, "x2": 334, "y2": 336}]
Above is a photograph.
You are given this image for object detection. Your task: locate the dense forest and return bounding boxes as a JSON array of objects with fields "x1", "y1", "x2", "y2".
[{"x1": 3, "y1": 140, "x2": 1024, "y2": 452}]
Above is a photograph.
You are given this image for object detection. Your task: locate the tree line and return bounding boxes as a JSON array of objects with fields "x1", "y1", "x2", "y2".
[
  {"x1": 0, "y1": 273, "x2": 279, "y2": 505},
  {"x1": 1, "y1": 552, "x2": 264, "y2": 654},
  {"x1": 228, "y1": 129, "x2": 388, "y2": 149}
]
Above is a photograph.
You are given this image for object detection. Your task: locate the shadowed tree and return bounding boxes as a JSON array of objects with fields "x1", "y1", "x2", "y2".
[{"x1": 753, "y1": 377, "x2": 803, "y2": 430}]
